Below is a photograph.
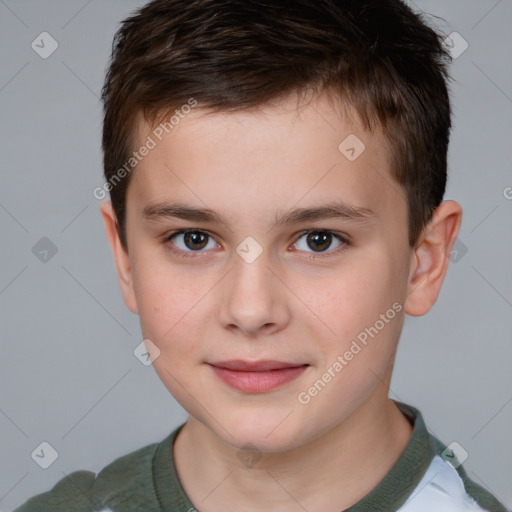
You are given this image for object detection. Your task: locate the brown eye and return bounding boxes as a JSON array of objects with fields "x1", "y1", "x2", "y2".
[
  {"x1": 293, "y1": 230, "x2": 348, "y2": 256},
  {"x1": 165, "y1": 230, "x2": 219, "y2": 254},
  {"x1": 182, "y1": 231, "x2": 209, "y2": 250},
  {"x1": 306, "y1": 231, "x2": 332, "y2": 252}
]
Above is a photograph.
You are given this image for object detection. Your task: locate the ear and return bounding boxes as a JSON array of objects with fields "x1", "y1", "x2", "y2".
[
  {"x1": 404, "y1": 200, "x2": 463, "y2": 316},
  {"x1": 100, "y1": 200, "x2": 139, "y2": 315}
]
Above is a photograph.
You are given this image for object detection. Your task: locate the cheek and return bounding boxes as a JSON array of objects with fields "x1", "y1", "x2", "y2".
[
  {"x1": 302, "y1": 252, "x2": 402, "y2": 368},
  {"x1": 313, "y1": 255, "x2": 395, "y2": 326},
  {"x1": 132, "y1": 266, "x2": 206, "y2": 401},
  {"x1": 131, "y1": 257, "x2": 203, "y2": 353}
]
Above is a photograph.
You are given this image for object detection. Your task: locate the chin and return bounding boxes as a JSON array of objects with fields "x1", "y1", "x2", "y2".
[
  {"x1": 213, "y1": 413, "x2": 309, "y2": 454},
  {"x1": 228, "y1": 431, "x2": 301, "y2": 454}
]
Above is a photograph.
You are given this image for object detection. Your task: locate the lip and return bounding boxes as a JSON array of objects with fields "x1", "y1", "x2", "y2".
[
  {"x1": 208, "y1": 360, "x2": 309, "y2": 393},
  {"x1": 210, "y1": 360, "x2": 307, "y2": 371}
]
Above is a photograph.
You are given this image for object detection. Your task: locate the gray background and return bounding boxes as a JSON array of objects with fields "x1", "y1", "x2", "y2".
[{"x1": 1, "y1": 0, "x2": 511, "y2": 510}]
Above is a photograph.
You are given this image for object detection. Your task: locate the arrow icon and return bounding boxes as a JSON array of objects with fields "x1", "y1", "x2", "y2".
[
  {"x1": 134, "y1": 339, "x2": 161, "y2": 365},
  {"x1": 32, "y1": 237, "x2": 58, "y2": 263},
  {"x1": 31, "y1": 441, "x2": 58, "y2": 468},
  {"x1": 338, "y1": 134, "x2": 365, "y2": 161},
  {"x1": 443, "y1": 32, "x2": 468, "y2": 59},
  {"x1": 441, "y1": 442, "x2": 468, "y2": 469},
  {"x1": 236, "y1": 237, "x2": 263, "y2": 263},
  {"x1": 31, "y1": 32, "x2": 59, "y2": 59}
]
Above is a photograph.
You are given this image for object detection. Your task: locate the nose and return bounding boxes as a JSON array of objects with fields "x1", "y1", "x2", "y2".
[{"x1": 217, "y1": 249, "x2": 291, "y2": 338}]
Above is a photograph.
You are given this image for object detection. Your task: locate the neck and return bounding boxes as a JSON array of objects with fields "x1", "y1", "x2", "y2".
[{"x1": 173, "y1": 391, "x2": 413, "y2": 512}]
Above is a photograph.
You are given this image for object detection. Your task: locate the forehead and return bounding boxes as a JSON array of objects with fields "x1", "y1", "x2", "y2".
[{"x1": 127, "y1": 92, "x2": 403, "y2": 229}]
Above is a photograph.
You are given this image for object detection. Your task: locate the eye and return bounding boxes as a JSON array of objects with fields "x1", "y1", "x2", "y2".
[
  {"x1": 163, "y1": 228, "x2": 350, "y2": 260},
  {"x1": 292, "y1": 230, "x2": 349, "y2": 257},
  {"x1": 164, "y1": 229, "x2": 219, "y2": 257}
]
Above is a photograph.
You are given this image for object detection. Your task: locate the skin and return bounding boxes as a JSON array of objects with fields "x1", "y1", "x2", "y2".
[{"x1": 101, "y1": 91, "x2": 462, "y2": 512}]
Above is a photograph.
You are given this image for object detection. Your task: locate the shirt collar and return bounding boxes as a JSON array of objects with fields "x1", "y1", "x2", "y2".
[{"x1": 345, "y1": 400, "x2": 437, "y2": 511}]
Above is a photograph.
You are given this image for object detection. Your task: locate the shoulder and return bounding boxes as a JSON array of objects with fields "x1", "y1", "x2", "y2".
[
  {"x1": 393, "y1": 401, "x2": 509, "y2": 512},
  {"x1": 399, "y1": 447, "x2": 509, "y2": 512},
  {"x1": 13, "y1": 440, "x2": 162, "y2": 512},
  {"x1": 428, "y1": 434, "x2": 509, "y2": 512}
]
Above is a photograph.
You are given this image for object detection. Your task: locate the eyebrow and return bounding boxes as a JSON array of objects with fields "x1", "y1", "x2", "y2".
[{"x1": 142, "y1": 200, "x2": 378, "y2": 229}]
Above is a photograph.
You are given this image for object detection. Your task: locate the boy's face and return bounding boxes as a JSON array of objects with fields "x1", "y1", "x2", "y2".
[{"x1": 108, "y1": 92, "x2": 417, "y2": 451}]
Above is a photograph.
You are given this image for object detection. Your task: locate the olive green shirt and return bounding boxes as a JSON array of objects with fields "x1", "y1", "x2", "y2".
[{"x1": 13, "y1": 401, "x2": 508, "y2": 512}]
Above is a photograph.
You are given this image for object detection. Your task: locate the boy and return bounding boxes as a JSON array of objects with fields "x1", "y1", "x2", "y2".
[{"x1": 13, "y1": 0, "x2": 508, "y2": 511}]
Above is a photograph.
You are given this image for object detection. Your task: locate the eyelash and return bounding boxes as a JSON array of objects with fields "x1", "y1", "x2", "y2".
[{"x1": 162, "y1": 229, "x2": 351, "y2": 260}]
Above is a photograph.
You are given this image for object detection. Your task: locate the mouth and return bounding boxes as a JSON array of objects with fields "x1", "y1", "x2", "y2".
[{"x1": 207, "y1": 360, "x2": 310, "y2": 393}]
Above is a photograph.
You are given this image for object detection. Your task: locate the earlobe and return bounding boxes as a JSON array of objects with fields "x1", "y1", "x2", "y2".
[
  {"x1": 100, "y1": 200, "x2": 139, "y2": 315},
  {"x1": 404, "y1": 200, "x2": 463, "y2": 317}
]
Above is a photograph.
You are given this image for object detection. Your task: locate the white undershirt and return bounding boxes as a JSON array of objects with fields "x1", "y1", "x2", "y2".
[{"x1": 398, "y1": 455, "x2": 488, "y2": 511}]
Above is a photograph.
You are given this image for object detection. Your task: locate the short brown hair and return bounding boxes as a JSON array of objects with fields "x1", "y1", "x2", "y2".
[{"x1": 101, "y1": 0, "x2": 452, "y2": 251}]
